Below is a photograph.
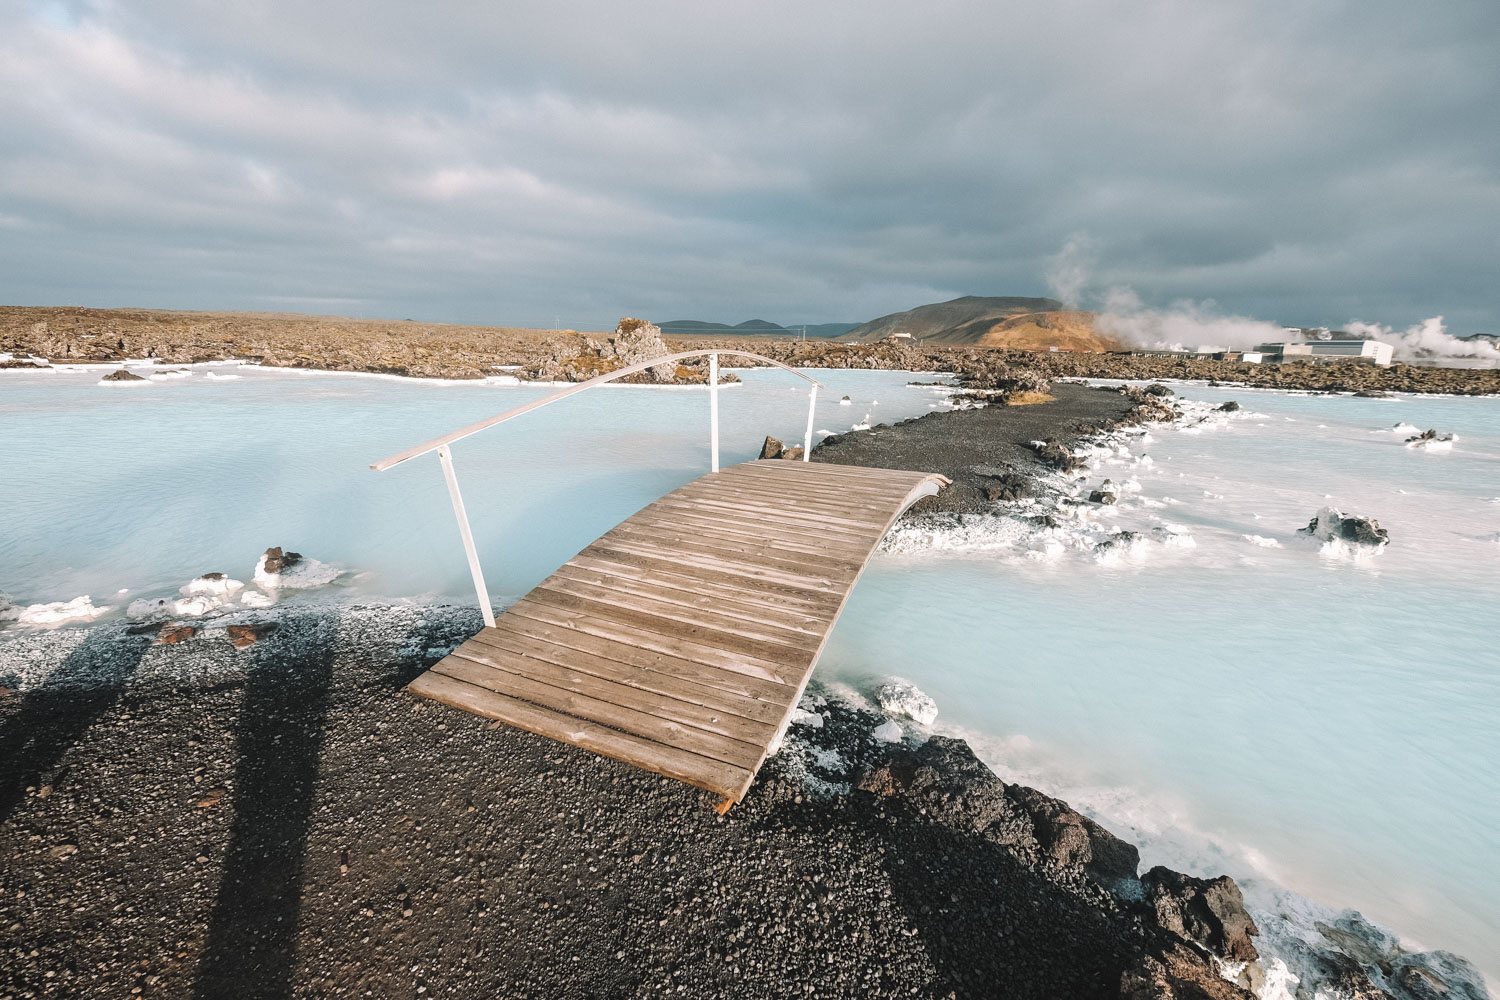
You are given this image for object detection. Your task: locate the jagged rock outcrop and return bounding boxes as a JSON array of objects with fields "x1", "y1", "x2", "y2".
[
  {"x1": 1141, "y1": 867, "x2": 1260, "y2": 963},
  {"x1": 853, "y1": 736, "x2": 1141, "y2": 887},
  {"x1": 1028, "y1": 438, "x2": 1084, "y2": 473},
  {"x1": 1301, "y1": 508, "x2": 1389, "y2": 547}
]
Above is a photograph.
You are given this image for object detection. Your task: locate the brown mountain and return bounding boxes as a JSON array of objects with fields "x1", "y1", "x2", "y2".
[{"x1": 842, "y1": 295, "x2": 1119, "y2": 352}]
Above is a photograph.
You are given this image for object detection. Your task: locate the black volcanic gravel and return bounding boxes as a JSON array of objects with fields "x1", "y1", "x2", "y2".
[{"x1": 812, "y1": 382, "x2": 1133, "y2": 514}]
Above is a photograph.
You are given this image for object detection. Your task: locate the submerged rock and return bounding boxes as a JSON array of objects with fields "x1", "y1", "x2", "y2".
[
  {"x1": 260, "y1": 547, "x2": 303, "y2": 575},
  {"x1": 1216, "y1": 400, "x2": 1241, "y2": 412},
  {"x1": 873, "y1": 679, "x2": 938, "y2": 725},
  {"x1": 1089, "y1": 480, "x2": 1119, "y2": 505},
  {"x1": 1404, "y1": 429, "x2": 1455, "y2": 451},
  {"x1": 99, "y1": 368, "x2": 145, "y2": 382},
  {"x1": 1301, "y1": 508, "x2": 1389, "y2": 548}
]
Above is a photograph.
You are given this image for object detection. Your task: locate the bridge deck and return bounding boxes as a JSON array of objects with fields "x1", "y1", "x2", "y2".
[{"x1": 407, "y1": 460, "x2": 948, "y2": 806}]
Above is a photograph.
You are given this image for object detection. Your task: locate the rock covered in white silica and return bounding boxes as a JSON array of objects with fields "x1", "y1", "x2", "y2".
[
  {"x1": 874, "y1": 678, "x2": 938, "y2": 726},
  {"x1": 872, "y1": 719, "x2": 904, "y2": 743}
]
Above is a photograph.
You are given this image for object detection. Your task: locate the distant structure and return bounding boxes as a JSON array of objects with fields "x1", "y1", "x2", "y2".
[
  {"x1": 1253, "y1": 339, "x2": 1394, "y2": 366},
  {"x1": 1124, "y1": 332, "x2": 1392, "y2": 367}
]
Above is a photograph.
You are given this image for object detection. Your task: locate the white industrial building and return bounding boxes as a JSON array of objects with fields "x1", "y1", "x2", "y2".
[{"x1": 1254, "y1": 339, "x2": 1394, "y2": 367}]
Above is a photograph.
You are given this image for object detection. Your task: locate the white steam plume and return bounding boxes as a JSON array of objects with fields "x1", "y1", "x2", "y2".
[
  {"x1": 1038, "y1": 238, "x2": 1498, "y2": 367},
  {"x1": 1044, "y1": 235, "x2": 1096, "y2": 309},
  {"x1": 1344, "y1": 316, "x2": 1500, "y2": 366},
  {"x1": 1093, "y1": 288, "x2": 1284, "y2": 353}
]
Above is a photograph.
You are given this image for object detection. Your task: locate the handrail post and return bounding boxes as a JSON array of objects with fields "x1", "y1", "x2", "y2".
[
  {"x1": 802, "y1": 384, "x2": 817, "y2": 461},
  {"x1": 437, "y1": 444, "x2": 495, "y2": 628},
  {"x1": 709, "y1": 352, "x2": 720, "y2": 473}
]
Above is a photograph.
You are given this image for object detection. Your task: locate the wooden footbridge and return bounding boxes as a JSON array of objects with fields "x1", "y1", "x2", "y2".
[{"x1": 373, "y1": 351, "x2": 947, "y2": 810}]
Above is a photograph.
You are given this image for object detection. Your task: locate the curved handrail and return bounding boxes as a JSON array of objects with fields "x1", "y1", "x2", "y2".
[{"x1": 371, "y1": 349, "x2": 823, "y2": 472}]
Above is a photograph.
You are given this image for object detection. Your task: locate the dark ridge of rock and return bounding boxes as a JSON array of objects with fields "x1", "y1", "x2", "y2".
[
  {"x1": 1141, "y1": 866, "x2": 1260, "y2": 964},
  {"x1": 1119, "y1": 942, "x2": 1257, "y2": 1000},
  {"x1": 1217, "y1": 401, "x2": 1241, "y2": 412},
  {"x1": 1090, "y1": 487, "x2": 1119, "y2": 505},
  {"x1": 851, "y1": 735, "x2": 1141, "y2": 890},
  {"x1": 1144, "y1": 383, "x2": 1174, "y2": 397},
  {"x1": 100, "y1": 368, "x2": 145, "y2": 382},
  {"x1": 759, "y1": 435, "x2": 784, "y2": 459}
]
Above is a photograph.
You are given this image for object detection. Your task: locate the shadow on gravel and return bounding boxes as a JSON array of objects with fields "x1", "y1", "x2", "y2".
[
  {"x1": 882, "y1": 821, "x2": 1130, "y2": 1000},
  {"x1": 192, "y1": 633, "x2": 335, "y2": 1000},
  {"x1": 0, "y1": 629, "x2": 153, "y2": 825}
]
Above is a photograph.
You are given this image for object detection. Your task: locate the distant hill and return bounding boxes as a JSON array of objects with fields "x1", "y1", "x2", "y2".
[
  {"x1": 841, "y1": 295, "x2": 1119, "y2": 352},
  {"x1": 658, "y1": 319, "x2": 856, "y2": 338},
  {"x1": 843, "y1": 296, "x2": 1063, "y2": 343}
]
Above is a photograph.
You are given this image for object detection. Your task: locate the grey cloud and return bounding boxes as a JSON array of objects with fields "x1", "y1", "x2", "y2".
[{"x1": 1, "y1": 0, "x2": 1496, "y2": 330}]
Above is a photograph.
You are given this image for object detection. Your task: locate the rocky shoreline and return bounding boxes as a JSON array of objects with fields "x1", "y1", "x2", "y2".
[{"x1": 4, "y1": 305, "x2": 1497, "y2": 396}]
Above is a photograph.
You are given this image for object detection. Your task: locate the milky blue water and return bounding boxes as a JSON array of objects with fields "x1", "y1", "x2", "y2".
[
  {"x1": 3, "y1": 363, "x2": 1497, "y2": 979},
  {"x1": 0, "y1": 364, "x2": 948, "y2": 605}
]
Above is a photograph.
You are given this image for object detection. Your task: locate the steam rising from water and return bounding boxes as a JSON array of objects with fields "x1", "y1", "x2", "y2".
[
  {"x1": 1345, "y1": 316, "x2": 1500, "y2": 366},
  {"x1": 1092, "y1": 288, "x2": 1284, "y2": 354},
  {"x1": 1044, "y1": 239, "x2": 1499, "y2": 367}
]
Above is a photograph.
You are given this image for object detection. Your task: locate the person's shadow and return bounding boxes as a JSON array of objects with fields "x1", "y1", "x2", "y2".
[
  {"x1": 191, "y1": 622, "x2": 335, "y2": 1000},
  {"x1": 0, "y1": 628, "x2": 154, "y2": 824}
]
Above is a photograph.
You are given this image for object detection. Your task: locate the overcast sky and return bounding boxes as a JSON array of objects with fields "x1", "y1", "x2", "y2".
[{"x1": 1, "y1": 1, "x2": 1496, "y2": 331}]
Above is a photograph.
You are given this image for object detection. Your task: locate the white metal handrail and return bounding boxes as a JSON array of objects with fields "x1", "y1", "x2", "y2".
[{"x1": 371, "y1": 350, "x2": 825, "y2": 627}]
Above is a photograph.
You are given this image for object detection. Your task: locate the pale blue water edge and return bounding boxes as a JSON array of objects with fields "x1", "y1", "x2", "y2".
[{"x1": 2, "y1": 363, "x2": 1497, "y2": 980}]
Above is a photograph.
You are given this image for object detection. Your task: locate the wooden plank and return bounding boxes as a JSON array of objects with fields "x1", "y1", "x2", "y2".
[
  {"x1": 504, "y1": 596, "x2": 802, "y2": 685},
  {"x1": 409, "y1": 671, "x2": 753, "y2": 800},
  {"x1": 566, "y1": 552, "x2": 839, "y2": 615},
  {"x1": 587, "y1": 540, "x2": 844, "y2": 595},
  {"x1": 646, "y1": 496, "x2": 877, "y2": 542},
  {"x1": 683, "y1": 477, "x2": 907, "y2": 515},
  {"x1": 548, "y1": 564, "x2": 827, "y2": 637},
  {"x1": 483, "y1": 618, "x2": 790, "y2": 711},
  {"x1": 641, "y1": 493, "x2": 887, "y2": 534},
  {"x1": 740, "y1": 461, "x2": 926, "y2": 484},
  {"x1": 602, "y1": 521, "x2": 867, "y2": 579},
  {"x1": 682, "y1": 480, "x2": 900, "y2": 519},
  {"x1": 693, "y1": 470, "x2": 918, "y2": 504},
  {"x1": 522, "y1": 587, "x2": 817, "y2": 669},
  {"x1": 434, "y1": 652, "x2": 764, "y2": 768},
  {"x1": 468, "y1": 628, "x2": 784, "y2": 729},
  {"x1": 627, "y1": 500, "x2": 876, "y2": 548},
  {"x1": 532, "y1": 575, "x2": 824, "y2": 652},
  {"x1": 748, "y1": 459, "x2": 928, "y2": 481},
  {"x1": 632, "y1": 504, "x2": 877, "y2": 553},
  {"x1": 698, "y1": 470, "x2": 920, "y2": 506}
]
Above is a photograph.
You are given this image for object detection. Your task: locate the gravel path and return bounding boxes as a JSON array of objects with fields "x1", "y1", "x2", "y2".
[{"x1": 813, "y1": 382, "x2": 1134, "y2": 514}]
